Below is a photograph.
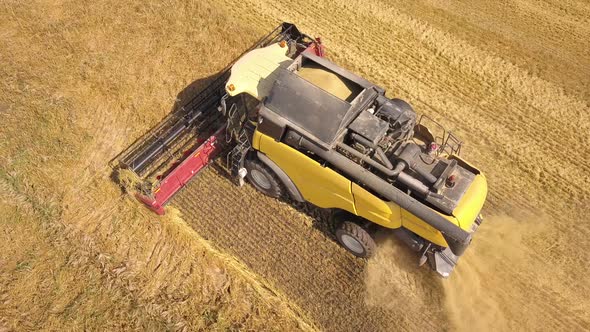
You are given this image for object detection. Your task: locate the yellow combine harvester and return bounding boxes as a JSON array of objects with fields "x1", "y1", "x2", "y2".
[{"x1": 113, "y1": 23, "x2": 487, "y2": 277}]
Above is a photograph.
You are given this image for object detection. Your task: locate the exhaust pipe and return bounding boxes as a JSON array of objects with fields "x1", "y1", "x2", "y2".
[
  {"x1": 350, "y1": 133, "x2": 438, "y2": 184},
  {"x1": 336, "y1": 142, "x2": 435, "y2": 198},
  {"x1": 350, "y1": 133, "x2": 393, "y2": 169}
]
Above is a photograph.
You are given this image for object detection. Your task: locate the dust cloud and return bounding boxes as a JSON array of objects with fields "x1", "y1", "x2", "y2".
[
  {"x1": 363, "y1": 211, "x2": 589, "y2": 331},
  {"x1": 364, "y1": 233, "x2": 440, "y2": 311},
  {"x1": 441, "y1": 213, "x2": 539, "y2": 331}
]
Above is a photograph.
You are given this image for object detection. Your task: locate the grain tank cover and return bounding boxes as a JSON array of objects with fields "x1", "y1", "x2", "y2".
[{"x1": 264, "y1": 69, "x2": 350, "y2": 144}]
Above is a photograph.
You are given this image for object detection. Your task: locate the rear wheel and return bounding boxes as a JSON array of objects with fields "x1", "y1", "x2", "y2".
[
  {"x1": 245, "y1": 159, "x2": 284, "y2": 199},
  {"x1": 334, "y1": 216, "x2": 376, "y2": 258}
]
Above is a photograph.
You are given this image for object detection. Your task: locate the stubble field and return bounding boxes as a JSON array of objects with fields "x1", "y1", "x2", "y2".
[{"x1": 1, "y1": 0, "x2": 589, "y2": 331}]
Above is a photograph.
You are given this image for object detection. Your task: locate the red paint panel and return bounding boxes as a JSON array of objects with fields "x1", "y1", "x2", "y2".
[
  {"x1": 135, "y1": 193, "x2": 166, "y2": 215},
  {"x1": 304, "y1": 38, "x2": 326, "y2": 57},
  {"x1": 136, "y1": 126, "x2": 226, "y2": 215}
]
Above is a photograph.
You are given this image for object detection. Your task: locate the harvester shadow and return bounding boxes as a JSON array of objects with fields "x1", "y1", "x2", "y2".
[
  {"x1": 289, "y1": 201, "x2": 338, "y2": 240},
  {"x1": 110, "y1": 70, "x2": 227, "y2": 193},
  {"x1": 171, "y1": 70, "x2": 226, "y2": 114}
]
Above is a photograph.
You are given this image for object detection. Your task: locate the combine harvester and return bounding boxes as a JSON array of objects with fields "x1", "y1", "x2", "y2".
[{"x1": 112, "y1": 23, "x2": 487, "y2": 277}]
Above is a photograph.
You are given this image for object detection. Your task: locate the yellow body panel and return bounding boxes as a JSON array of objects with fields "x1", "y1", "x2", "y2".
[
  {"x1": 351, "y1": 183, "x2": 401, "y2": 228},
  {"x1": 399, "y1": 169, "x2": 487, "y2": 246},
  {"x1": 452, "y1": 173, "x2": 487, "y2": 230},
  {"x1": 253, "y1": 132, "x2": 487, "y2": 248},
  {"x1": 401, "y1": 210, "x2": 449, "y2": 247},
  {"x1": 252, "y1": 129, "x2": 263, "y2": 151},
  {"x1": 225, "y1": 43, "x2": 292, "y2": 100},
  {"x1": 258, "y1": 133, "x2": 356, "y2": 212}
]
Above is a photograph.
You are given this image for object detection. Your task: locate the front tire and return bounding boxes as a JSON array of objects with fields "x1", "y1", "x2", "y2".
[
  {"x1": 245, "y1": 159, "x2": 284, "y2": 199},
  {"x1": 334, "y1": 218, "x2": 376, "y2": 258}
]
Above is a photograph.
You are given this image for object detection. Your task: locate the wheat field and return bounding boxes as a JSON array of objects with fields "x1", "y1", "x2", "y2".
[{"x1": 1, "y1": 0, "x2": 589, "y2": 331}]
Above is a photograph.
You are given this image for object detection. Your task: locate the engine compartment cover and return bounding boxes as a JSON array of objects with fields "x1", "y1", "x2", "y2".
[{"x1": 348, "y1": 110, "x2": 389, "y2": 144}]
